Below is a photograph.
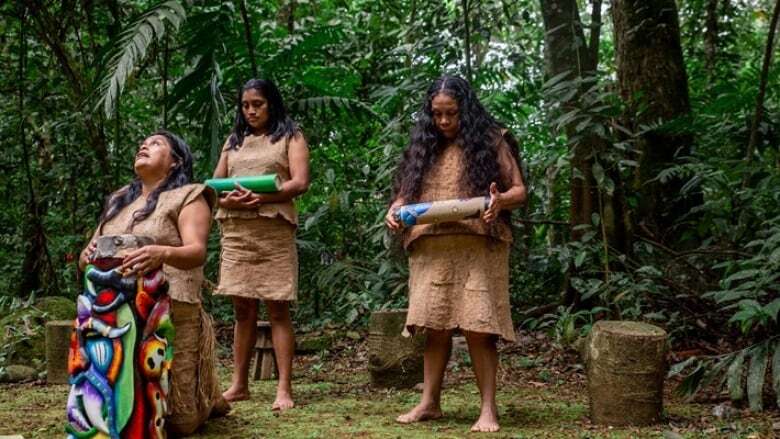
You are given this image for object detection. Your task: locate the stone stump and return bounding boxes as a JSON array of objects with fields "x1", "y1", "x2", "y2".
[
  {"x1": 368, "y1": 309, "x2": 425, "y2": 389},
  {"x1": 586, "y1": 320, "x2": 668, "y2": 426},
  {"x1": 45, "y1": 320, "x2": 73, "y2": 384}
]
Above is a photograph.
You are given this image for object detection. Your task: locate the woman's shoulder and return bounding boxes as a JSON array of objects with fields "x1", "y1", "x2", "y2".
[{"x1": 162, "y1": 184, "x2": 216, "y2": 210}]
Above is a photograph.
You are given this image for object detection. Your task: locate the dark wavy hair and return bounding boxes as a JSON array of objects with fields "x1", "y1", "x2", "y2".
[
  {"x1": 227, "y1": 78, "x2": 298, "y2": 150},
  {"x1": 98, "y1": 130, "x2": 193, "y2": 231},
  {"x1": 392, "y1": 75, "x2": 521, "y2": 204}
]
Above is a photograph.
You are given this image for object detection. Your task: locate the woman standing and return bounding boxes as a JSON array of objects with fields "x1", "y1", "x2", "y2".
[
  {"x1": 386, "y1": 76, "x2": 526, "y2": 433},
  {"x1": 214, "y1": 79, "x2": 310, "y2": 411},
  {"x1": 79, "y1": 130, "x2": 229, "y2": 436}
]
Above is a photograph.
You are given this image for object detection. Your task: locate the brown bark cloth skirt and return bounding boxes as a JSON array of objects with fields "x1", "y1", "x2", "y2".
[
  {"x1": 405, "y1": 234, "x2": 516, "y2": 342},
  {"x1": 167, "y1": 301, "x2": 222, "y2": 435},
  {"x1": 215, "y1": 216, "x2": 298, "y2": 301}
]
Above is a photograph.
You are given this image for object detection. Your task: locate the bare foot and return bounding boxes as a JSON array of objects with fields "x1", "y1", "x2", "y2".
[
  {"x1": 271, "y1": 389, "x2": 294, "y2": 411},
  {"x1": 470, "y1": 404, "x2": 500, "y2": 433},
  {"x1": 222, "y1": 386, "x2": 250, "y2": 402},
  {"x1": 396, "y1": 402, "x2": 443, "y2": 424}
]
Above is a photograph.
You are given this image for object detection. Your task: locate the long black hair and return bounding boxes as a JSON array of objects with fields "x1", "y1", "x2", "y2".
[
  {"x1": 98, "y1": 129, "x2": 194, "y2": 231},
  {"x1": 392, "y1": 75, "x2": 521, "y2": 203},
  {"x1": 227, "y1": 78, "x2": 298, "y2": 150}
]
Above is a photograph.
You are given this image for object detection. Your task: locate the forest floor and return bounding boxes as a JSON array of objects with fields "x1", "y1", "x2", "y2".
[{"x1": 0, "y1": 329, "x2": 778, "y2": 438}]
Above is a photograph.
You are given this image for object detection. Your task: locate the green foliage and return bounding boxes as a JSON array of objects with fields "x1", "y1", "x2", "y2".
[
  {"x1": 3, "y1": 0, "x2": 780, "y2": 413},
  {"x1": 97, "y1": 1, "x2": 187, "y2": 116},
  {"x1": 523, "y1": 304, "x2": 606, "y2": 348}
]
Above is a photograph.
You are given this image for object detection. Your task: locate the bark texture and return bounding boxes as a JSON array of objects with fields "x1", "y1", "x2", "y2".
[
  {"x1": 368, "y1": 309, "x2": 425, "y2": 389},
  {"x1": 612, "y1": 0, "x2": 697, "y2": 241},
  {"x1": 585, "y1": 321, "x2": 668, "y2": 426}
]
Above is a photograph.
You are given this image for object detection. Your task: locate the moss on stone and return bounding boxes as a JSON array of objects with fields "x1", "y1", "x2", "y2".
[{"x1": 0, "y1": 296, "x2": 76, "y2": 367}]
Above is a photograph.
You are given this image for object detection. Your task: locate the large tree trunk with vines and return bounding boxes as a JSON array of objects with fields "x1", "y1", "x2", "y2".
[
  {"x1": 540, "y1": 0, "x2": 630, "y2": 305},
  {"x1": 612, "y1": 0, "x2": 698, "y2": 244}
]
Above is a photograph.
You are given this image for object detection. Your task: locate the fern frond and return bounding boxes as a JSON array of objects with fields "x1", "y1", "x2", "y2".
[
  {"x1": 96, "y1": 1, "x2": 186, "y2": 117},
  {"x1": 290, "y1": 96, "x2": 384, "y2": 121}
]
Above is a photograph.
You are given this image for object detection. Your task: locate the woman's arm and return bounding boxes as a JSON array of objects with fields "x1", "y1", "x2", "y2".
[
  {"x1": 214, "y1": 142, "x2": 260, "y2": 210},
  {"x1": 483, "y1": 140, "x2": 527, "y2": 223},
  {"x1": 213, "y1": 147, "x2": 229, "y2": 179},
  {"x1": 121, "y1": 195, "x2": 211, "y2": 274}
]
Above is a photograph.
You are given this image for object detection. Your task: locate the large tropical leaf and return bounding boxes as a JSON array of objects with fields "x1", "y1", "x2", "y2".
[
  {"x1": 96, "y1": 1, "x2": 186, "y2": 116},
  {"x1": 747, "y1": 344, "x2": 768, "y2": 411}
]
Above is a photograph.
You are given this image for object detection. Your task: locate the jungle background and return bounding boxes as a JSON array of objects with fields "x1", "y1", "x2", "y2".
[{"x1": 1, "y1": 0, "x2": 780, "y2": 436}]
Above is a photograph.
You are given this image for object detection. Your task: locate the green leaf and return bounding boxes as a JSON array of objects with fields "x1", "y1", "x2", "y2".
[
  {"x1": 574, "y1": 251, "x2": 587, "y2": 268},
  {"x1": 764, "y1": 299, "x2": 780, "y2": 322},
  {"x1": 724, "y1": 269, "x2": 760, "y2": 286},
  {"x1": 747, "y1": 345, "x2": 768, "y2": 411},
  {"x1": 95, "y1": 1, "x2": 187, "y2": 117},
  {"x1": 668, "y1": 357, "x2": 697, "y2": 377},
  {"x1": 592, "y1": 161, "x2": 605, "y2": 186},
  {"x1": 727, "y1": 351, "x2": 746, "y2": 401}
]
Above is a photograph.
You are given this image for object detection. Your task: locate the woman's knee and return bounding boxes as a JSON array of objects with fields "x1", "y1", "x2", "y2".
[
  {"x1": 233, "y1": 298, "x2": 258, "y2": 322},
  {"x1": 264, "y1": 300, "x2": 290, "y2": 323},
  {"x1": 463, "y1": 330, "x2": 497, "y2": 346}
]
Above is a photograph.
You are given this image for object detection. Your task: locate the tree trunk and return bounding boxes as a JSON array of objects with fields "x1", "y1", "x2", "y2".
[
  {"x1": 588, "y1": 0, "x2": 603, "y2": 69},
  {"x1": 462, "y1": 0, "x2": 473, "y2": 82},
  {"x1": 612, "y1": 0, "x2": 698, "y2": 243},
  {"x1": 239, "y1": 0, "x2": 258, "y2": 78},
  {"x1": 704, "y1": 0, "x2": 719, "y2": 74},
  {"x1": 17, "y1": 6, "x2": 55, "y2": 296},
  {"x1": 540, "y1": 0, "x2": 630, "y2": 305},
  {"x1": 26, "y1": 3, "x2": 112, "y2": 180},
  {"x1": 744, "y1": 0, "x2": 780, "y2": 185}
]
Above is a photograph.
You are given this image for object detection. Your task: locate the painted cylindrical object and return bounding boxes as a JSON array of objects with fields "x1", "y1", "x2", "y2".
[
  {"x1": 66, "y1": 235, "x2": 174, "y2": 439},
  {"x1": 393, "y1": 196, "x2": 489, "y2": 227},
  {"x1": 204, "y1": 174, "x2": 281, "y2": 193}
]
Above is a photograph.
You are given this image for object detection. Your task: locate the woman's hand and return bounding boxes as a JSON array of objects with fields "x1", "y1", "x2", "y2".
[
  {"x1": 385, "y1": 207, "x2": 402, "y2": 231},
  {"x1": 218, "y1": 184, "x2": 262, "y2": 210},
  {"x1": 122, "y1": 245, "x2": 170, "y2": 275},
  {"x1": 79, "y1": 240, "x2": 97, "y2": 271},
  {"x1": 483, "y1": 182, "x2": 504, "y2": 224}
]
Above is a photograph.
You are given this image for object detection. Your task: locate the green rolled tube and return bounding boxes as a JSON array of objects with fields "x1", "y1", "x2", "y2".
[{"x1": 205, "y1": 174, "x2": 282, "y2": 193}]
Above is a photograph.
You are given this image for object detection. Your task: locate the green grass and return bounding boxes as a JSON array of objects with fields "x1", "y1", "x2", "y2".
[{"x1": 0, "y1": 365, "x2": 776, "y2": 438}]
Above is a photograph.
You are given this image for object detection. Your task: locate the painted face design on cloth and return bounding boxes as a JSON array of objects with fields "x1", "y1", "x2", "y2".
[
  {"x1": 431, "y1": 93, "x2": 460, "y2": 140},
  {"x1": 242, "y1": 88, "x2": 270, "y2": 132}
]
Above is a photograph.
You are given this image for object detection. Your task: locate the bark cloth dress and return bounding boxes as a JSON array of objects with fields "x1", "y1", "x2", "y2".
[
  {"x1": 214, "y1": 134, "x2": 299, "y2": 301},
  {"x1": 402, "y1": 141, "x2": 517, "y2": 342},
  {"x1": 94, "y1": 183, "x2": 222, "y2": 435}
]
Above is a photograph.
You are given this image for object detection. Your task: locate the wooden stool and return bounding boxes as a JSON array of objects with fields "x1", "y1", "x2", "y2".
[{"x1": 252, "y1": 321, "x2": 277, "y2": 380}]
